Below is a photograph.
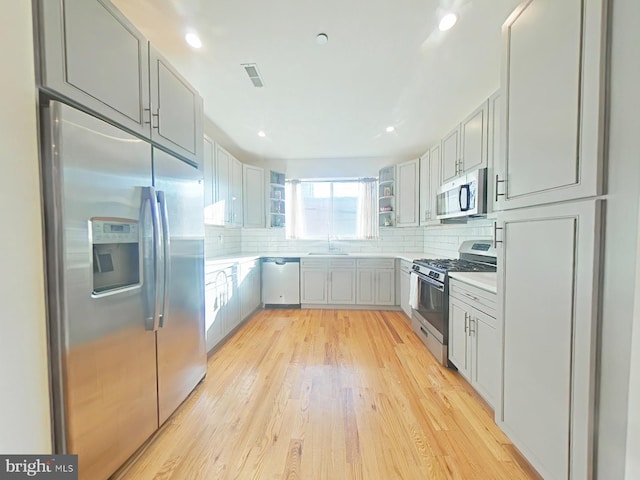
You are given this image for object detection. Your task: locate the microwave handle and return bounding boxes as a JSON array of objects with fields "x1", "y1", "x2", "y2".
[{"x1": 459, "y1": 184, "x2": 471, "y2": 211}]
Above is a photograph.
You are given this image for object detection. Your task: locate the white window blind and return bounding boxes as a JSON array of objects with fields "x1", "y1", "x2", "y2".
[{"x1": 286, "y1": 178, "x2": 378, "y2": 240}]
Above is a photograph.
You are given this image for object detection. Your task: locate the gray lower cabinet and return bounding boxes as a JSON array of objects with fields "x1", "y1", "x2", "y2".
[
  {"x1": 328, "y1": 268, "x2": 357, "y2": 304},
  {"x1": 300, "y1": 261, "x2": 328, "y2": 304},
  {"x1": 448, "y1": 280, "x2": 499, "y2": 408},
  {"x1": 239, "y1": 260, "x2": 261, "y2": 320},
  {"x1": 301, "y1": 259, "x2": 356, "y2": 305},
  {"x1": 36, "y1": 0, "x2": 203, "y2": 166},
  {"x1": 356, "y1": 259, "x2": 395, "y2": 306},
  {"x1": 399, "y1": 260, "x2": 412, "y2": 317},
  {"x1": 449, "y1": 297, "x2": 471, "y2": 378},
  {"x1": 205, "y1": 260, "x2": 260, "y2": 353},
  {"x1": 301, "y1": 258, "x2": 394, "y2": 307},
  {"x1": 205, "y1": 265, "x2": 239, "y2": 352},
  {"x1": 496, "y1": 199, "x2": 601, "y2": 480}
]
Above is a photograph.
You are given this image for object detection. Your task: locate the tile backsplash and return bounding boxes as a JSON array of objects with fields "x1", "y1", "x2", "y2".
[
  {"x1": 205, "y1": 225, "x2": 241, "y2": 257},
  {"x1": 423, "y1": 218, "x2": 493, "y2": 258},
  {"x1": 240, "y1": 227, "x2": 424, "y2": 254},
  {"x1": 205, "y1": 219, "x2": 492, "y2": 259}
]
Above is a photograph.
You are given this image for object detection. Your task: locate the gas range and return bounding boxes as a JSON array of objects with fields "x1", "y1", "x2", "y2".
[
  {"x1": 409, "y1": 240, "x2": 497, "y2": 366},
  {"x1": 411, "y1": 258, "x2": 496, "y2": 284}
]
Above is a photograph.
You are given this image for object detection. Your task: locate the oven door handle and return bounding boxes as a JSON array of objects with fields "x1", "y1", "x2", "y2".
[{"x1": 414, "y1": 271, "x2": 445, "y2": 292}]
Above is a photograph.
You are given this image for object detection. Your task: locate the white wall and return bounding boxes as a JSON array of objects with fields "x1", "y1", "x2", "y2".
[
  {"x1": 626, "y1": 199, "x2": 640, "y2": 479},
  {"x1": 0, "y1": 2, "x2": 52, "y2": 453},
  {"x1": 597, "y1": 0, "x2": 640, "y2": 476}
]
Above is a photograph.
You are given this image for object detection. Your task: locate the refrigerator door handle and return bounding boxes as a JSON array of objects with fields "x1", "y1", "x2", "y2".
[
  {"x1": 157, "y1": 190, "x2": 171, "y2": 327},
  {"x1": 143, "y1": 186, "x2": 163, "y2": 331}
]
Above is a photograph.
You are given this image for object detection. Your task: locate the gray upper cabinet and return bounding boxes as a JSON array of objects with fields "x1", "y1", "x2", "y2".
[
  {"x1": 149, "y1": 46, "x2": 203, "y2": 166},
  {"x1": 419, "y1": 144, "x2": 441, "y2": 225},
  {"x1": 242, "y1": 164, "x2": 265, "y2": 228},
  {"x1": 231, "y1": 158, "x2": 243, "y2": 227},
  {"x1": 37, "y1": 0, "x2": 203, "y2": 167},
  {"x1": 203, "y1": 135, "x2": 215, "y2": 224},
  {"x1": 486, "y1": 90, "x2": 501, "y2": 215},
  {"x1": 214, "y1": 144, "x2": 231, "y2": 226},
  {"x1": 441, "y1": 126, "x2": 460, "y2": 183},
  {"x1": 460, "y1": 100, "x2": 488, "y2": 173},
  {"x1": 441, "y1": 100, "x2": 488, "y2": 185},
  {"x1": 395, "y1": 159, "x2": 419, "y2": 227},
  {"x1": 495, "y1": 0, "x2": 606, "y2": 210},
  {"x1": 38, "y1": 0, "x2": 150, "y2": 138}
]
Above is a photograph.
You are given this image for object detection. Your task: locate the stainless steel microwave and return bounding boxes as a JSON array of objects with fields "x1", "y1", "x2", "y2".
[{"x1": 436, "y1": 168, "x2": 487, "y2": 220}]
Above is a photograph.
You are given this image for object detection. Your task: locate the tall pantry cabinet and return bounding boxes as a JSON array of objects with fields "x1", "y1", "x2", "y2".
[{"x1": 493, "y1": 0, "x2": 607, "y2": 479}]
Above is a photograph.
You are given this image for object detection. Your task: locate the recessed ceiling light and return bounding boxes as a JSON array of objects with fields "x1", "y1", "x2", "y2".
[
  {"x1": 386, "y1": 126, "x2": 395, "y2": 133},
  {"x1": 258, "y1": 131, "x2": 266, "y2": 138},
  {"x1": 185, "y1": 32, "x2": 202, "y2": 49},
  {"x1": 316, "y1": 33, "x2": 329, "y2": 45},
  {"x1": 439, "y1": 13, "x2": 458, "y2": 31}
]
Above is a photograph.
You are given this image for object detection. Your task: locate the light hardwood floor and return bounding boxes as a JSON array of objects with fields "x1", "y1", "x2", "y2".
[{"x1": 117, "y1": 309, "x2": 541, "y2": 479}]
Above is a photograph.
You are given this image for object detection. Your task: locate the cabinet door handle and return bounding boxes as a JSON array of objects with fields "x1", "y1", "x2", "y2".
[
  {"x1": 464, "y1": 312, "x2": 468, "y2": 333},
  {"x1": 469, "y1": 318, "x2": 476, "y2": 335},
  {"x1": 463, "y1": 292, "x2": 480, "y2": 302},
  {"x1": 143, "y1": 107, "x2": 152, "y2": 125},
  {"x1": 152, "y1": 109, "x2": 160, "y2": 129},
  {"x1": 495, "y1": 174, "x2": 507, "y2": 202},
  {"x1": 493, "y1": 221, "x2": 504, "y2": 248}
]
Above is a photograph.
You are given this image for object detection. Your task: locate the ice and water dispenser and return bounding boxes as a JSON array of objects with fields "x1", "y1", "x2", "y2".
[{"x1": 91, "y1": 219, "x2": 140, "y2": 294}]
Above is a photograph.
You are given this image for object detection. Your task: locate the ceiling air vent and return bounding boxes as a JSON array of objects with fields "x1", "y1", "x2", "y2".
[{"x1": 242, "y1": 63, "x2": 264, "y2": 88}]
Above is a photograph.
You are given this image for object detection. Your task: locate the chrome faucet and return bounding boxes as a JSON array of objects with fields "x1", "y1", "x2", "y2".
[{"x1": 327, "y1": 235, "x2": 337, "y2": 251}]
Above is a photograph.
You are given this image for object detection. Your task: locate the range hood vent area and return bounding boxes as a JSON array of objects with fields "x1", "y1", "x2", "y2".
[{"x1": 242, "y1": 63, "x2": 264, "y2": 87}]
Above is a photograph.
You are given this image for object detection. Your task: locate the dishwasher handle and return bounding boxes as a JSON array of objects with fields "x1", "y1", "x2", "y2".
[{"x1": 262, "y1": 257, "x2": 300, "y2": 264}]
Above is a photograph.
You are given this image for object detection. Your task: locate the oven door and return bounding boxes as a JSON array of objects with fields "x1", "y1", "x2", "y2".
[{"x1": 414, "y1": 273, "x2": 446, "y2": 343}]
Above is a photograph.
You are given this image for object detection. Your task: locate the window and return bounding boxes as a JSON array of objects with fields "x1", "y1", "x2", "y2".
[{"x1": 286, "y1": 179, "x2": 378, "y2": 240}]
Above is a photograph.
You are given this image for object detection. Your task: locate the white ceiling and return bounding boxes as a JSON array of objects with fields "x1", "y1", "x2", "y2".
[{"x1": 112, "y1": 0, "x2": 521, "y2": 162}]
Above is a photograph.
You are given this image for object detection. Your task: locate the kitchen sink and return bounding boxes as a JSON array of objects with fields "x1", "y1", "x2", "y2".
[{"x1": 307, "y1": 252, "x2": 349, "y2": 256}]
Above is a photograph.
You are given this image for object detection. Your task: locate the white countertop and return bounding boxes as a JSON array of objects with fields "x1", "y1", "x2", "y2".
[
  {"x1": 205, "y1": 251, "x2": 439, "y2": 272},
  {"x1": 448, "y1": 272, "x2": 498, "y2": 294}
]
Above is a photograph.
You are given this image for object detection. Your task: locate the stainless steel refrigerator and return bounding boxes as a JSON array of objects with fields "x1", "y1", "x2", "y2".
[{"x1": 41, "y1": 101, "x2": 207, "y2": 480}]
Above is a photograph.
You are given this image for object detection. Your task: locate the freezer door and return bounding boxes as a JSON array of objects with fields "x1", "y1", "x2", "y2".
[
  {"x1": 153, "y1": 147, "x2": 207, "y2": 424},
  {"x1": 42, "y1": 102, "x2": 158, "y2": 480}
]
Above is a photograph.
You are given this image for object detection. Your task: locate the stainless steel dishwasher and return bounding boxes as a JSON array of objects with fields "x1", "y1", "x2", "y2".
[{"x1": 261, "y1": 257, "x2": 300, "y2": 307}]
